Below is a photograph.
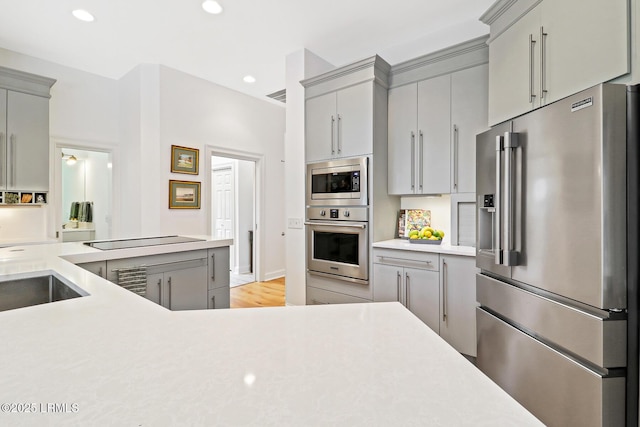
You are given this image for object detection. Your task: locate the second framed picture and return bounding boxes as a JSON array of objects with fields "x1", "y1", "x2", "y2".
[
  {"x1": 171, "y1": 145, "x2": 199, "y2": 175},
  {"x1": 169, "y1": 180, "x2": 201, "y2": 209}
]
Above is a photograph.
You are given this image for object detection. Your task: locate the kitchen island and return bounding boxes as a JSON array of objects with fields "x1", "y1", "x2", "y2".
[{"x1": 0, "y1": 239, "x2": 541, "y2": 426}]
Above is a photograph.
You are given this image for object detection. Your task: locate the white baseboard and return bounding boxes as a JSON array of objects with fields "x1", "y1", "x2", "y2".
[{"x1": 264, "y1": 269, "x2": 285, "y2": 282}]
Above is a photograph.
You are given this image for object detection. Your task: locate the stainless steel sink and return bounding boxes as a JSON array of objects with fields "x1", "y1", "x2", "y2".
[{"x1": 0, "y1": 274, "x2": 88, "y2": 312}]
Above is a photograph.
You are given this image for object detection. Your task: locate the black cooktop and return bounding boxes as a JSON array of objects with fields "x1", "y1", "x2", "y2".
[{"x1": 84, "y1": 236, "x2": 204, "y2": 250}]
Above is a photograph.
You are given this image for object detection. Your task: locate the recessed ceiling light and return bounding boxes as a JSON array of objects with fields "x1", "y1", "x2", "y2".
[
  {"x1": 243, "y1": 75, "x2": 256, "y2": 84},
  {"x1": 202, "y1": 0, "x2": 223, "y2": 14},
  {"x1": 72, "y1": 9, "x2": 95, "y2": 22}
]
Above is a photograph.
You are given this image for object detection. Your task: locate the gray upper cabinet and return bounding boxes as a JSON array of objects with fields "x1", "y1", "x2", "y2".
[
  {"x1": 388, "y1": 76, "x2": 451, "y2": 195},
  {"x1": 387, "y1": 83, "x2": 417, "y2": 194},
  {"x1": 0, "y1": 67, "x2": 55, "y2": 192},
  {"x1": 302, "y1": 56, "x2": 390, "y2": 163},
  {"x1": 450, "y1": 64, "x2": 489, "y2": 194},
  {"x1": 483, "y1": 0, "x2": 629, "y2": 126},
  {"x1": 387, "y1": 37, "x2": 489, "y2": 196},
  {"x1": 417, "y1": 74, "x2": 451, "y2": 195}
]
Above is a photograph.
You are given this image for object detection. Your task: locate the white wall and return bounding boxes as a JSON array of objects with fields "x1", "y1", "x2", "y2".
[
  {"x1": 284, "y1": 49, "x2": 334, "y2": 305},
  {"x1": 0, "y1": 48, "x2": 119, "y2": 242},
  {"x1": 156, "y1": 65, "x2": 285, "y2": 280},
  {"x1": 0, "y1": 50, "x2": 285, "y2": 282}
]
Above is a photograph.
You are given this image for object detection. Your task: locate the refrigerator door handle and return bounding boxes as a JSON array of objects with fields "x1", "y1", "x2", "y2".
[
  {"x1": 495, "y1": 135, "x2": 503, "y2": 265},
  {"x1": 504, "y1": 131, "x2": 520, "y2": 266}
]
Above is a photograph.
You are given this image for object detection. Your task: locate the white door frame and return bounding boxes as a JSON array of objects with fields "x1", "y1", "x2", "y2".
[
  {"x1": 52, "y1": 138, "x2": 118, "y2": 241},
  {"x1": 205, "y1": 146, "x2": 264, "y2": 282}
]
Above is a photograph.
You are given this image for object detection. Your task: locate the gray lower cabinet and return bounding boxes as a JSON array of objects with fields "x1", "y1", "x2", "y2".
[
  {"x1": 76, "y1": 248, "x2": 230, "y2": 310},
  {"x1": 439, "y1": 255, "x2": 479, "y2": 357},
  {"x1": 373, "y1": 248, "x2": 478, "y2": 356},
  {"x1": 146, "y1": 264, "x2": 208, "y2": 311},
  {"x1": 207, "y1": 247, "x2": 230, "y2": 309},
  {"x1": 208, "y1": 247, "x2": 230, "y2": 290},
  {"x1": 76, "y1": 261, "x2": 106, "y2": 278},
  {"x1": 373, "y1": 262, "x2": 440, "y2": 333},
  {"x1": 208, "y1": 287, "x2": 230, "y2": 309},
  {"x1": 306, "y1": 286, "x2": 369, "y2": 305}
]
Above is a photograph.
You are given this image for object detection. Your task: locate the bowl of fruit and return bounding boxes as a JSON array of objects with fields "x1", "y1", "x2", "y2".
[{"x1": 408, "y1": 227, "x2": 444, "y2": 244}]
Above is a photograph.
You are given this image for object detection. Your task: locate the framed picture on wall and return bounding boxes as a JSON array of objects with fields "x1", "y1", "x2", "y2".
[
  {"x1": 171, "y1": 145, "x2": 199, "y2": 175},
  {"x1": 169, "y1": 180, "x2": 201, "y2": 209}
]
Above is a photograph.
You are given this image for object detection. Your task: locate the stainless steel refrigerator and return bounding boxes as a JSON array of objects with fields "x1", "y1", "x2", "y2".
[{"x1": 475, "y1": 83, "x2": 639, "y2": 427}]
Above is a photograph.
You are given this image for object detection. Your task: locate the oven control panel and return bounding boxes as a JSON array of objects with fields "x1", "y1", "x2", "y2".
[{"x1": 307, "y1": 206, "x2": 368, "y2": 222}]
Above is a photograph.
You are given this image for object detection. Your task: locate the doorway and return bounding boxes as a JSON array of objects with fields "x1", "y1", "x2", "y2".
[
  {"x1": 211, "y1": 155, "x2": 256, "y2": 287},
  {"x1": 56, "y1": 146, "x2": 113, "y2": 242}
]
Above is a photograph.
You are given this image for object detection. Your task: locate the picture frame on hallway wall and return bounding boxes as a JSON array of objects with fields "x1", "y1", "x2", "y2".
[
  {"x1": 171, "y1": 145, "x2": 199, "y2": 175},
  {"x1": 169, "y1": 180, "x2": 201, "y2": 209}
]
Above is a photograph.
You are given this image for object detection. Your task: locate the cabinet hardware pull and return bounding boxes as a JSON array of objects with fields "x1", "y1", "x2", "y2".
[
  {"x1": 168, "y1": 277, "x2": 172, "y2": 308},
  {"x1": 442, "y1": 259, "x2": 448, "y2": 322},
  {"x1": 419, "y1": 130, "x2": 424, "y2": 191},
  {"x1": 529, "y1": 34, "x2": 536, "y2": 104},
  {"x1": 540, "y1": 26, "x2": 548, "y2": 102},
  {"x1": 410, "y1": 131, "x2": 415, "y2": 191},
  {"x1": 111, "y1": 258, "x2": 207, "y2": 272},
  {"x1": 0, "y1": 133, "x2": 4, "y2": 188},
  {"x1": 405, "y1": 272, "x2": 411, "y2": 310},
  {"x1": 211, "y1": 253, "x2": 215, "y2": 281},
  {"x1": 211, "y1": 295, "x2": 216, "y2": 309},
  {"x1": 397, "y1": 271, "x2": 402, "y2": 304},
  {"x1": 331, "y1": 115, "x2": 336, "y2": 155},
  {"x1": 495, "y1": 135, "x2": 503, "y2": 265},
  {"x1": 453, "y1": 125, "x2": 459, "y2": 191},
  {"x1": 98, "y1": 266, "x2": 103, "y2": 278},
  {"x1": 337, "y1": 114, "x2": 342, "y2": 154},
  {"x1": 9, "y1": 134, "x2": 15, "y2": 188},
  {"x1": 377, "y1": 255, "x2": 432, "y2": 265},
  {"x1": 157, "y1": 278, "x2": 162, "y2": 305}
]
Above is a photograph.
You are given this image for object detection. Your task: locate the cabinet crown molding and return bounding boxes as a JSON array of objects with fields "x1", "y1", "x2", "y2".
[
  {"x1": 301, "y1": 55, "x2": 391, "y2": 98},
  {"x1": 0, "y1": 66, "x2": 56, "y2": 98},
  {"x1": 479, "y1": 0, "x2": 519, "y2": 25},
  {"x1": 388, "y1": 35, "x2": 489, "y2": 89}
]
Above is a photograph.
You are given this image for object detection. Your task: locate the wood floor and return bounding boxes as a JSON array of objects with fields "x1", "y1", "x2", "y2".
[{"x1": 230, "y1": 277, "x2": 285, "y2": 308}]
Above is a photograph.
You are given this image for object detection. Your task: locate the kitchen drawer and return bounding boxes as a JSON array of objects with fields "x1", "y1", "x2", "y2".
[
  {"x1": 208, "y1": 287, "x2": 230, "y2": 309},
  {"x1": 477, "y1": 274, "x2": 626, "y2": 368},
  {"x1": 372, "y1": 248, "x2": 439, "y2": 271},
  {"x1": 306, "y1": 286, "x2": 370, "y2": 305},
  {"x1": 477, "y1": 308, "x2": 624, "y2": 427}
]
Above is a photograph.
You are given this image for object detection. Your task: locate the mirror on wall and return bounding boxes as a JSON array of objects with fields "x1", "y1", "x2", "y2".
[{"x1": 61, "y1": 148, "x2": 112, "y2": 242}]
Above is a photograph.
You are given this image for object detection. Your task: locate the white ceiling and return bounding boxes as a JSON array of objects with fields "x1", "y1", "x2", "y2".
[{"x1": 0, "y1": 0, "x2": 495, "y2": 103}]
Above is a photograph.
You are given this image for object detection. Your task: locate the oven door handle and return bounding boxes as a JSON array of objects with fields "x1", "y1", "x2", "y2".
[{"x1": 304, "y1": 221, "x2": 366, "y2": 229}]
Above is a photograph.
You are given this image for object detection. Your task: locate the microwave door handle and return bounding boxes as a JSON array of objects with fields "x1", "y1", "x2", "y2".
[
  {"x1": 495, "y1": 135, "x2": 503, "y2": 266},
  {"x1": 504, "y1": 131, "x2": 520, "y2": 266}
]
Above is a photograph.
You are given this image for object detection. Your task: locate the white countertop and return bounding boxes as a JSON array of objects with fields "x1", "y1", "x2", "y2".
[
  {"x1": 0, "y1": 238, "x2": 541, "y2": 426},
  {"x1": 373, "y1": 239, "x2": 476, "y2": 256}
]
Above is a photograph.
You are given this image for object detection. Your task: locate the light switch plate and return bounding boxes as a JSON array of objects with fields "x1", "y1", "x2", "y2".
[{"x1": 287, "y1": 218, "x2": 303, "y2": 229}]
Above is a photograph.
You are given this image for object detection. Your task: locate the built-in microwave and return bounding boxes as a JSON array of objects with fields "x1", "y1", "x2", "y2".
[{"x1": 306, "y1": 157, "x2": 368, "y2": 206}]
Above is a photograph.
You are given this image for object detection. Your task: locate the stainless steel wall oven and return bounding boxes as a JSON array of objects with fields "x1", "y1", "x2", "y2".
[{"x1": 305, "y1": 205, "x2": 368, "y2": 285}]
